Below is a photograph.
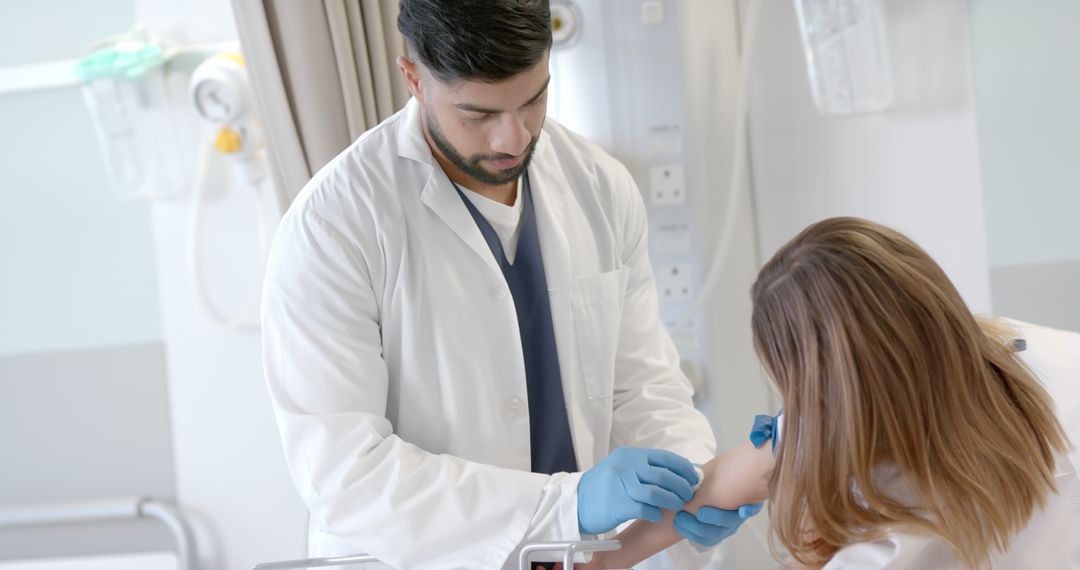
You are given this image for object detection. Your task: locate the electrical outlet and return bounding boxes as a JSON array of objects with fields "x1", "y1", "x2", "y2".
[
  {"x1": 656, "y1": 262, "x2": 693, "y2": 302},
  {"x1": 649, "y1": 164, "x2": 686, "y2": 206}
]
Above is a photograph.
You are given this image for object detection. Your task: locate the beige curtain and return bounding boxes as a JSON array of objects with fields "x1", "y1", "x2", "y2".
[{"x1": 232, "y1": 0, "x2": 410, "y2": 211}]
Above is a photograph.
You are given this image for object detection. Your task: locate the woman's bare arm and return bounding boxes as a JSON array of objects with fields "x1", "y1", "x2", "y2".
[{"x1": 582, "y1": 440, "x2": 775, "y2": 569}]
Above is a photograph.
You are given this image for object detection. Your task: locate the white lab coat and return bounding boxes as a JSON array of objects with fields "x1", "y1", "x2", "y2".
[
  {"x1": 261, "y1": 98, "x2": 718, "y2": 569},
  {"x1": 823, "y1": 318, "x2": 1080, "y2": 569}
]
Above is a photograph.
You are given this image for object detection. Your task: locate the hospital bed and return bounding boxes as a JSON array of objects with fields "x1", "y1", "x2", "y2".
[{"x1": 1006, "y1": 318, "x2": 1080, "y2": 470}]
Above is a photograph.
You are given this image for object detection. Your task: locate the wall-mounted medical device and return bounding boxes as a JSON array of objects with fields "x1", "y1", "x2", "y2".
[
  {"x1": 546, "y1": 0, "x2": 894, "y2": 397},
  {"x1": 76, "y1": 31, "x2": 273, "y2": 331},
  {"x1": 547, "y1": 0, "x2": 711, "y2": 393},
  {"x1": 187, "y1": 52, "x2": 274, "y2": 330},
  {"x1": 795, "y1": 0, "x2": 894, "y2": 115},
  {"x1": 190, "y1": 52, "x2": 267, "y2": 186},
  {"x1": 549, "y1": 0, "x2": 583, "y2": 48},
  {"x1": 75, "y1": 28, "x2": 187, "y2": 201}
]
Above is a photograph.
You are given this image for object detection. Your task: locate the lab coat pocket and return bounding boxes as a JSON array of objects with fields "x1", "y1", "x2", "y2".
[{"x1": 571, "y1": 268, "x2": 630, "y2": 400}]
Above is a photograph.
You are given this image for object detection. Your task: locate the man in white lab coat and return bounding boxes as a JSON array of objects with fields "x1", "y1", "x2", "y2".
[{"x1": 261, "y1": 1, "x2": 757, "y2": 568}]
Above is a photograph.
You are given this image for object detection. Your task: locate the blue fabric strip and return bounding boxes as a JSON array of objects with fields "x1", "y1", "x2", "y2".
[{"x1": 748, "y1": 412, "x2": 781, "y2": 454}]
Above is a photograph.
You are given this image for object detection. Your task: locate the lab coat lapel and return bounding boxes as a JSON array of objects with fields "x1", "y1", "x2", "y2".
[
  {"x1": 529, "y1": 129, "x2": 593, "y2": 465},
  {"x1": 419, "y1": 174, "x2": 503, "y2": 275},
  {"x1": 397, "y1": 98, "x2": 502, "y2": 276},
  {"x1": 528, "y1": 130, "x2": 572, "y2": 299}
]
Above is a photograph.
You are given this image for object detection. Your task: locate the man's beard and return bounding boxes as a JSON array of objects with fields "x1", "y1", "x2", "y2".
[{"x1": 426, "y1": 111, "x2": 542, "y2": 186}]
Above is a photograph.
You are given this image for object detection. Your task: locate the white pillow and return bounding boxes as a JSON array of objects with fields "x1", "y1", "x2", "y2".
[{"x1": 1000, "y1": 317, "x2": 1080, "y2": 469}]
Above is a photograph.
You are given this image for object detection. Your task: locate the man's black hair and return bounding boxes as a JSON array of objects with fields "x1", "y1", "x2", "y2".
[{"x1": 398, "y1": 0, "x2": 552, "y2": 83}]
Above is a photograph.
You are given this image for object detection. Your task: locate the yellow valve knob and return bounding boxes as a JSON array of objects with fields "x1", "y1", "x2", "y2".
[
  {"x1": 214, "y1": 127, "x2": 242, "y2": 154},
  {"x1": 220, "y1": 52, "x2": 245, "y2": 67}
]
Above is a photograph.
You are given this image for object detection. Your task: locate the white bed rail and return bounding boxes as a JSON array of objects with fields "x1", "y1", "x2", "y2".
[
  {"x1": 0, "y1": 497, "x2": 196, "y2": 570},
  {"x1": 252, "y1": 539, "x2": 621, "y2": 570}
]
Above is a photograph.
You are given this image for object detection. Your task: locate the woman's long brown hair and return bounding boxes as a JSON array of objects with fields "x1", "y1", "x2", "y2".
[{"x1": 751, "y1": 217, "x2": 1069, "y2": 569}]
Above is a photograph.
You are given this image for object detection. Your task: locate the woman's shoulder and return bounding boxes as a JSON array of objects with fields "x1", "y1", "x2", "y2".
[
  {"x1": 823, "y1": 533, "x2": 959, "y2": 569},
  {"x1": 825, "y1": 454, "x2": 1080, "y2": 569},
  {"x1": 990, "y1": 452, "x2": 1080, "y2": 567}
]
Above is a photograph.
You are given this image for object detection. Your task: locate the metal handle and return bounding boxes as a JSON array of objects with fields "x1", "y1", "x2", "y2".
[
  {"x1": 252, "y1": 553, "x2": 379, "y2": 569},
  {"x1": 0, "y1": 496, "x2": 196, "y2": 570},
  {"x1": 518, "y1": 539, "x2": 622, "y2": 570},
  {"x1": 251, "y1": 539, "x2": 622, "y2": 570},
  {"x1": 138, "y1": 498, "x2": 198, "y2": 570}
]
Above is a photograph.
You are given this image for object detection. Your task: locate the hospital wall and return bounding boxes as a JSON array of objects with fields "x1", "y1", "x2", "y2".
[
  {"x1": 130, "y1": 2, "x2": 310, "y2": 569},
  {"x1": 0, "y1": 0, "x2": 178, "y2": 563},
  {"x1": 745, "y1": 0, "x2": 993, "y2": 313},
  {"x1": 0, "y1": 0, "x2": 306, "y2": 568},
  {"x1": 970, "y1": 0, "x2": 1080, "y2": 333}
]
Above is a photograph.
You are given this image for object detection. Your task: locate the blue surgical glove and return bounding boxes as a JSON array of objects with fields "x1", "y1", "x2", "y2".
[
  {"x1": 577, "y1": 447, "x2": 700, "y2": 535},
  {"x1": 673, "y1": 502, "x2": 763, "y2": 547}
]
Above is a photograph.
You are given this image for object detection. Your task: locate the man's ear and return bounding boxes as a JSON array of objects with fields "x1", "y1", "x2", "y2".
[{"x1": 397, "y1": 55, "x2": 423, "y2": 102}]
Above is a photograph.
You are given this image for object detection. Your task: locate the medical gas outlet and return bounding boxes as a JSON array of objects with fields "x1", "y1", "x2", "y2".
[
  {"x1": 190, "y1": 53, "x2": 265, "y2": 184},
  {"x1": 186, "y1": 52, "x2": 272, "y2": 329}
]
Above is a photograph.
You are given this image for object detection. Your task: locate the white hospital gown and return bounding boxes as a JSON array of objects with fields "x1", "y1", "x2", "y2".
[
  {"x1": 823, "y1": 453, "x2": 1080, "y2": 569},
  {"x1": 826, "y1": 317, "x2": 1080, "y2": 569}
]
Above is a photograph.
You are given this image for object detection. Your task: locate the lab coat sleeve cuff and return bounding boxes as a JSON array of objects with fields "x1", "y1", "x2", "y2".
[
  {"x1": 553, "y1": 471, "x2": 585, "y2": 545},
  {"x1": 516, "y1": 471, "x2": 591, "y2": 563}
]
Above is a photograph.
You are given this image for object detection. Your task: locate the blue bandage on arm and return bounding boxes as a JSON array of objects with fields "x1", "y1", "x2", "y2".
[{"x1": 748, "y1": 412, "x2": 782, "y2": 454}]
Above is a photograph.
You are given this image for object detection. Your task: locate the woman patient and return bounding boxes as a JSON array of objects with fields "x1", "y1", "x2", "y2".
[{"x1": 582, "y1": 217, "x2": 1077, "y2": 569}]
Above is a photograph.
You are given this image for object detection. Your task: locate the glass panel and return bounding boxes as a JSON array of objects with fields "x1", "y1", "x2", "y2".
[
  {"x1": 0, "y1": 3, "x2": 176, "y2": 562},
  {"x1": 0, "y1": 1, "x2": 163, "y2": 357}
]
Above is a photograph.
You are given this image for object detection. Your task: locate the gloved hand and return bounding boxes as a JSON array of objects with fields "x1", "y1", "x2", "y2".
[
  {"x1": 673, "y1": 502, "x2": 763, "y2": 547},
  {"x1": 577, "y1": 447, "x2": 699, "y2": 535}
]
